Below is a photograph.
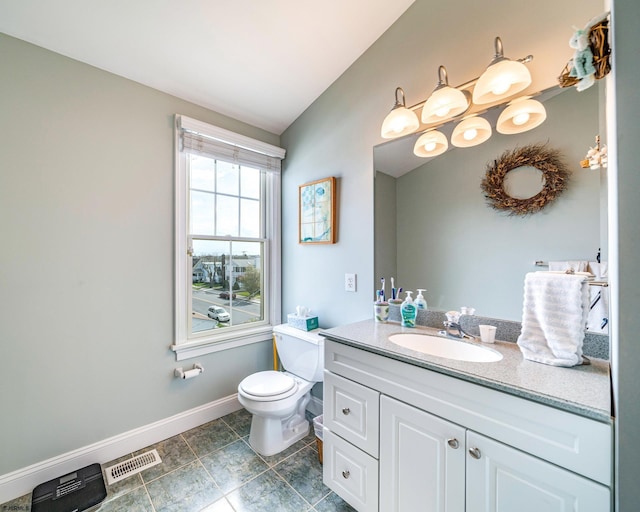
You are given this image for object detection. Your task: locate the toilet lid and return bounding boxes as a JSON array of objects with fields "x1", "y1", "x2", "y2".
[{"x1": 240, "y1": 371, "x2": 296, "y2": 398}]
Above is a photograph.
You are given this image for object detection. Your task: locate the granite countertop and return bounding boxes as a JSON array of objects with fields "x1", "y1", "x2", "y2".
[{"x1": 320, "y1": 319, "x2": 612, "y2": 423}]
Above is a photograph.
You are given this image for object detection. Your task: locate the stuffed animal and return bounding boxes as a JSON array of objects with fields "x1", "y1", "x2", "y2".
[
  {"x1": 590, "y1": 144, "x2": 607, "y2": 169},
  {"x1": 568, "y1": 28, "x2": 596, "y2": 91},
  {"x1": 582, "y1": 140, "x2": 608, "y2": 169}
]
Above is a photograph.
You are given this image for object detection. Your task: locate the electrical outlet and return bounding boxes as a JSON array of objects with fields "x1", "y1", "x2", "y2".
[{"x1": 345, "y1": 273, "x2": 357, "y2": 292}]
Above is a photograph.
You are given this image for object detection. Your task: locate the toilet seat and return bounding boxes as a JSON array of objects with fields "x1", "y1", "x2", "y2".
[{"x1": 239, "y1": 371, "x2": 299, "y2": 401}]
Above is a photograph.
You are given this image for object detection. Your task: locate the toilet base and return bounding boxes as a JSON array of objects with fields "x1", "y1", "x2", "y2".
[
  {"x1": 247, "y1": 392, "x2": 312, "y2": 456},
  {"x1": 249, "y1": 414, "x2": 310, "y2": 456}
]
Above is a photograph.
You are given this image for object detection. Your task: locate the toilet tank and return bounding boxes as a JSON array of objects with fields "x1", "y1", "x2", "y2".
[{"x1": 273, "y1": 324, "x2": 324, "y2": 382}]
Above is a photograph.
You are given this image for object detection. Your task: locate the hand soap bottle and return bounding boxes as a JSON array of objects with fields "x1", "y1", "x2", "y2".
[
  {"x1": 401, "y1": 291, "x2": 417, "y2": 328},
  {"x1": 415, "y1": 289, "x2": 428, "y2": 310}
]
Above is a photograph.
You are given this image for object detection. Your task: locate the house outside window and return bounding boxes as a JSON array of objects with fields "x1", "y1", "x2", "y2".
[{"x1": 173, "y1": 115, "x2": 284, "y2": 360}]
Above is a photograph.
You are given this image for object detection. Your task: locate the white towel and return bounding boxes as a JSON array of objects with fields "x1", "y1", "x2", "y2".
[
  {"x1": 517, "y1": 272, "x2": 590, "y2": 367},
  {"x1": 587, "y1": 261, "x2": 608, "y2": 280}
]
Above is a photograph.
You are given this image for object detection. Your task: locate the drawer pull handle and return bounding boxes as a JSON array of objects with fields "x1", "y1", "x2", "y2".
[
  {"x1": 342, "y1": 407, "x2": 351, "y2": 415},
  {"x1": 447, "y1": 438, "x2": 459, "y2": 449},
  {"x1": 342, "y1": 470, "x2": 350, "y2": 479},
  {"x1": 469, "y1": 447, "x2": 482, "y2": 459}
]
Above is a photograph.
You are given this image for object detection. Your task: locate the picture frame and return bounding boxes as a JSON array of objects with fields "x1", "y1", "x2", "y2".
[{"x1": 298, "y1": 177, "x2": 337, "y2": 244}]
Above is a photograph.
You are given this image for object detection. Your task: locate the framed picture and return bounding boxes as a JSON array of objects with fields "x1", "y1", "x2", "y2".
[{"x1": 299, "y1": 177, "x2": 337, "y2": 244}]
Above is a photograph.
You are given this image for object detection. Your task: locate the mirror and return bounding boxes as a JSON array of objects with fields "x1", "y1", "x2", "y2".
[
  {"x1": 374, "y1": 83, "x2": 607, "y2": 323},
  {"x1": 502, "y1": 167, "x2": 545, "y2": 199}
]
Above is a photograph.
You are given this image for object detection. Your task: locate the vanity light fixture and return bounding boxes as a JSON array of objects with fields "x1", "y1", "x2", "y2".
[
  {"x1": 421, "y1": 66, "x2": 471, "y2": 124},
  {"x1": 382, "y1": 36, "x2": 543, "y2": 158},
  {"x1": 496, "y1": 97, "x2": 547, "y2": 134},
  {"x1": 473, "y1": 37, "x2": 533, "y2": 105},
  {"x1": 413, "y1": 129, "x2": 448, "y2": 158},
  {"x1": 381, "y1": 87, "x2": 420, "y2": 139},
  {"x1": 451, "y1": 115, "x2": 492, "y2": 148}
]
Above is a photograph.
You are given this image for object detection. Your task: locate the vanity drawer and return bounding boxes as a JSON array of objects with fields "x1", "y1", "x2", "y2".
[
  {"x1": 323, "y1": 429, "x2": 379, "y2": 512},
  {"x1": 324, "y1": 370, "x2": 380, "y2": 457}
]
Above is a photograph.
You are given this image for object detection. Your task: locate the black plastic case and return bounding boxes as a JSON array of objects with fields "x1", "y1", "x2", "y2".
[{"x1": 31, "y1": 463, "x2": 106, "y2": 512}]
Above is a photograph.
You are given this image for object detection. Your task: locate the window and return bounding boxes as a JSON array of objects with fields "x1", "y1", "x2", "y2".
[{"x1": 173, "y1": 115, "x2": 285, "y2": 360}]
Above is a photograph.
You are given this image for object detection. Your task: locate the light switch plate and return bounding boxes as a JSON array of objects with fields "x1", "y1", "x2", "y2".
[{"x1": 345, "y1": 273, "x2": 357, "y2": 292}]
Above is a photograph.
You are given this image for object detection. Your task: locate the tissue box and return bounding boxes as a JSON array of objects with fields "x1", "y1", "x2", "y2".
[{"x1": 287, "y1": 314, "x2": 319, "y2": 331}]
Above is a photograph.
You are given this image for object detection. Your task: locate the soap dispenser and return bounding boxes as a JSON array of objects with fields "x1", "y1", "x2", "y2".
[
  {"x1": 415, "y1": 289, "x2": 428, "y2": 310},
  {"x1": 401, "y1": 291, "x2": 417, "y2": 328}
]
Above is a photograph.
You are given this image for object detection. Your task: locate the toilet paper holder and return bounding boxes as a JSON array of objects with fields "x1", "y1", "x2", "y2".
[{"x1": 174, "y1": 363, "x2": 204, "y2": 380}]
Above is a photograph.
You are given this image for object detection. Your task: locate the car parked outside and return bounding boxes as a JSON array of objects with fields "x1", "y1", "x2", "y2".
[
  {"x1": 207, "y1": 306, "x2": 230, "y2": 322},
  {"x1": 219, "y1": 291, "x2": 237, "y2": 300}
]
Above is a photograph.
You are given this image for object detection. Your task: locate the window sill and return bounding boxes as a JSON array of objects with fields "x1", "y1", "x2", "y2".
[{"x1": 171, "y1": 325, "x2": 274, "y2": 361}]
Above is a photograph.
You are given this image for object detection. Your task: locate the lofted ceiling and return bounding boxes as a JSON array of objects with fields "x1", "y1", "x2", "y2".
[{"x1": 0, "y1": 0, "x2": 415, "y2": 135}]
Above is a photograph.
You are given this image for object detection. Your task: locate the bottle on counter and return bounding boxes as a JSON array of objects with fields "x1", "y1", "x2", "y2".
[
  {"x1": 415, "y1": 289, "x2": 428, "y2": 310},
  {"x1": 401, "y1": 291, "x2": 417, "y2": 328}
]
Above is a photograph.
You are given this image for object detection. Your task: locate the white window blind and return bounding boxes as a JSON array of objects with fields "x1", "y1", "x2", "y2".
[{"x1": 178, "y1": 115, "x2": 284, "y2": 172}]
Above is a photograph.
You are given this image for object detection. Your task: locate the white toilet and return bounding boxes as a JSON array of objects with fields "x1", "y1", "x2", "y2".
[{"x1": 237, "y1": 323, "x2": 324, "y2": 456}]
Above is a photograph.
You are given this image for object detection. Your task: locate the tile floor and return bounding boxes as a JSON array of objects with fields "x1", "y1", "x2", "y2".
[{"x1": 1, "y1": 409, "x2": 355, "y2": 512}]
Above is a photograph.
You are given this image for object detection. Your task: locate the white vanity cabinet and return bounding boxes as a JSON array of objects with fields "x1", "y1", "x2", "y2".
[
  {"x1": 322, "y1": 338, "x2": 612, "y2": 512},
  {"x1": 381, "y1": 395, "x2": 610, "y2": 512}
]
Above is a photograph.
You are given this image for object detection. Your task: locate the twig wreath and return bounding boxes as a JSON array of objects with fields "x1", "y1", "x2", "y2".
[{"x1": 481, "y1": 143, "x2": 569, "y2": 216}]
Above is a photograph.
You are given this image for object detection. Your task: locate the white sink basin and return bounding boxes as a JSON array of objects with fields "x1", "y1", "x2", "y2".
[{"x1": 388, "y1": 333, "x2": 503, "y2": 363}]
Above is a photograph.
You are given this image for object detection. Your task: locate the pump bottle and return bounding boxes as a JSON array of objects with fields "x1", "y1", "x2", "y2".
[
  {"x1": 415, "y1": 289, "x2": 428, "y2": 310},
  {"x1": 401, "y1": 291, "x2": 417, "y2": 328}
]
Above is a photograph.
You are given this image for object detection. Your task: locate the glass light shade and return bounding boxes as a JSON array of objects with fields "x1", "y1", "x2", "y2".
[
  {"x1": 472, "y1": 59, "x2": 532, "y2": 105},
  {"x1": 381, "y1": 106, "x2": 420, "y2": 139},
  {"x1": 421, "y1": 86, "x2": 470, "y2": 124},
  {"x1": 451, "y1": 116, "x2": 492, "y2": 148},
  {"x1": 497, "y1": 98, "x2": 547, "y2": 134},
  {"x1": 413, "y1": 130, "x2": 448, "y2": 158}
]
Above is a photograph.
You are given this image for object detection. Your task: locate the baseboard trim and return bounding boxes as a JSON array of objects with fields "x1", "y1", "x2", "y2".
[{"x1": 0, "y1": 394, "x2": 242, "y2": 504}]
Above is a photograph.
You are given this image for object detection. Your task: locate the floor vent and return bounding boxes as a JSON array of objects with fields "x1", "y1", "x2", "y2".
[{"x1": 104, "y1": 449, "x2": 162, "y2": 485}]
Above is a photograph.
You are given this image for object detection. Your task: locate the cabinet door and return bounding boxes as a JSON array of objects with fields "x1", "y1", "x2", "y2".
[
  {"x1": 380, "y1": 396, "x2": 465, "y2": 512},
  {"x1": 466, "y1": 431, "x2": 611, "y2": 512}
]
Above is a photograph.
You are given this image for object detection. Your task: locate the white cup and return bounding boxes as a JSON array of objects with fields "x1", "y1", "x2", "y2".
[{"x1": 479, "y1": 325, "x2": 497, "y2": 344}]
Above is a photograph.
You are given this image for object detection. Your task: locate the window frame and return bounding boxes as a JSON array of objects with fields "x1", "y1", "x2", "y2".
[{"x1": 172, "y1": 115, "x2": 284, "y2": 360}]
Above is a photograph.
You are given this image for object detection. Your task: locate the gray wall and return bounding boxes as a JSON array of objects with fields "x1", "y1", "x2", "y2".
[
  {"x1": 611, "y1": 0, "x2": 640, "y2": 510},
  {"x1": 394, "y1": 87, "x2": 601, "y2": 320},
  {"x1": 0, "y1": 34, "x2": 274, "y2": 474}
]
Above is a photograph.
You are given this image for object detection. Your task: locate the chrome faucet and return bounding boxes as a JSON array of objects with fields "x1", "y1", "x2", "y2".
[{"x1": 439, "y1": 310, "x2": 476, "y2": 340}]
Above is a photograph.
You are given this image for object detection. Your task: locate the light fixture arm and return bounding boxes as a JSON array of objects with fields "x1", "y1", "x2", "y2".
[
  {"x1": 490, "y1": 36, "x2": 533, "y2": 66},
  {"x1": 492, "y1": 36, "x2": 505, "y2": 63},
  {"x1": 435, "y1": 65, "x2": 450, "y2": 90},
  {"x1": 393, "y1": 87, "x2": 408, "y2": 109}
]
